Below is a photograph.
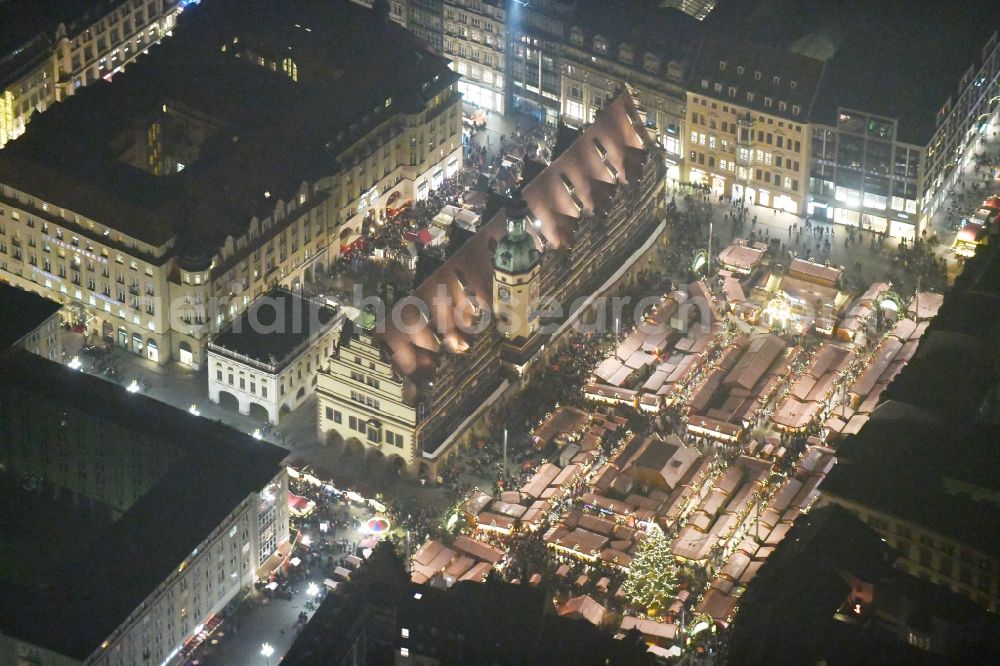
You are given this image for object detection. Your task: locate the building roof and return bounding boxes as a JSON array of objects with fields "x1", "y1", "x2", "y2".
[
  {"x1": 0, "y1": 351, "x2": 287, "y2": 661},
  {"x1": 210, "y1": 288, "x2": 340, "y2": 370},
  {"x1": 0, "y1": 0, "x2": 456, "y2": 248},
  {"x1": 822, "y1": 243, "x2": 1000, "y2": 558},
  {"x1": 723, "y1": 334, "x2": 785, "y2": 392},
  {"x1": 559, "y1": 594, "x2": 606, "y2": 626},
  {"x1": 728, "y1": 506, "x2": 1000, "y2": 664},
  {"x1": 688, "y1": 31, "x2": 825, "y2": 121},
  {"x1": 703, "y1": 0, "x2": 1000, "y2": 144},
  {"x1": 566, "y1": 0, "x2": 702, "y2": 73},
  {"x1": 0, "y1": 0, "x2": 126, "y2": 75},
  {"x1": 287, "y1": 561, "x2": 649, "y2": 666},
  {"x1": 380, "y1": 89, "x2": 655, "y2": 377},
  {"x1": 0, "y1": 283, "x2": 62, "y2": 351},
  {"x1": 717, "y1": 242, "x2": 765, "y2": 272},
  {"x1": 787, "y1": 259, "x2": 842, "y2": 287}
]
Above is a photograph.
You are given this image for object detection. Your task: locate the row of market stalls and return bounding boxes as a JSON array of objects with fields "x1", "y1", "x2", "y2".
[
  {"x1": 822, "y1": 302, "x2": 940, "y2": 439},
  {"x1": 409, "y1": 536, "x2": 503, "y2": 587},
  {"x1": 410, "y1": 409, "x2": 628, "y2": 587},
  {"x1": 671, "y1": 455, "x2": 773, "y2": 562},
  {"x1": 692, "y1": 443, "x2": 836, "y2": 625},
  {"x1": 685, "y1": 333, "x2": 792, "y2": 443},
  {"x1": 584, "y1": 287, "x2": 726, "y2": 412},
  {"x1": 768, "y1": 344, "x2": 854, "y2": 433}
]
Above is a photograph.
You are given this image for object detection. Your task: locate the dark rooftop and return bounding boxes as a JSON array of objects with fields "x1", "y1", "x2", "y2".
[
  {"x1": 703, "y1": 0, "x2": 1000, "y2": 144},
  {"x1": 0, "y1": 0, "x2": 125, "y2": 62},
  {"x1": 688, "y1": 31, "x2": 826, "y2": 122},
  {"x1": 0, "y1": 351, "x2": 288, "y2": 660},
  {"x1": 568, "y1": 0, "x2": 701, "y2": 67},
  {"x1": 729, "y1": 505, "x2": 1000, "y2": 664},
  {"x1": 0, "y1": 283, "x2": 62, "y2": 351},
  {"x1": 822, "y1": 412, "x2": 1000, "y2": 559},
  {"x1": 0, "y1": 0, "x2": 457, "y2": 248},
  {"x1": 632, "y1": 436, "x2": 680, "y2": 472},
  {"x1": 821, "y1": 242, "x2": 1000, "y2": 558},
  {"x1": 210, "y1": 288, "x2": 340, "y2": 369},
  {"x1": 286, "y1": 543, "x2": 651, "y2": 666}
]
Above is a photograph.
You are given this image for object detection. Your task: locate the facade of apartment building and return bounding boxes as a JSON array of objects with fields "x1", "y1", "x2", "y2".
[
  {"x1": 921, "y1": 30, "x2": 1000, "y2": 226},
  {"x1": 443, "y1": 0, "x2": 507, "y2": 113},
  {"x1": 685, "y1": 36, "x2": 823, "y2": 215},
  {"x1": 0, "y1": 0, "x2": 185, "y2": 149},
  {"x1": 816, "y1": 493, "x2": 999, "y2": 614}
]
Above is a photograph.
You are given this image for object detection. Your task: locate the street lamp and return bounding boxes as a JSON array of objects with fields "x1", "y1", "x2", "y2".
[
  {"x1": 307, "y1": 582, "x2": 320, "y2": 597},
  {"x1": 189, "y1": 404, "x2": 201, "y2": 416},
  {"x1": 252, "y1": 428, "x2": 263, "y2": 440},
  {"x1": 126, "y1": 379, "x2": 141, "y2": 393},
  {"x1": 260, "y1": 642, "x2": 274, "y2": 666},
  {"x1": 67, "y1": 356, "x2": 82, "y2": 370}
]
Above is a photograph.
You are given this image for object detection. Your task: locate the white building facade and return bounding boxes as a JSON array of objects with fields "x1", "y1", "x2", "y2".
[{"x1": 207, "y1": 291, "x2": 343, "y2": 424}]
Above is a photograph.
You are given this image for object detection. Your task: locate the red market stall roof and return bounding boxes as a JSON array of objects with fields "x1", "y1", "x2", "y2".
[
  {"x1": 403, "y1": 227, "x2": 434, "y2": 245},
  {"x1": 287, "y1": 492, "x2": 315, "y2": 516}
]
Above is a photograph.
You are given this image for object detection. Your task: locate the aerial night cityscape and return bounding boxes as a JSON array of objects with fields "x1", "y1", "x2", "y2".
[{"x1": 1, "y1": 1, "x2": 999, "y2": 665}]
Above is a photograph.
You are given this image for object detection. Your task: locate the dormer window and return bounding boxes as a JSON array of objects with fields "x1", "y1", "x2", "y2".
[
  {"x1": 792, "y1": 105, "x2": 801, "y2": 116},
  {"x1": 593, "y1": 35, "x2": 608, "y2": 53},
  {"x1": 559, "y1": 173, "x2": 575, "y2": 194},
  {"x1": 570, "y1": 26, "x2": 584, "y2": 46},
  {"x1": 592, "y1": 138, "x2": 608, "y2": 160},
  {"x1": 643, "y1": 53, "x2": 660, "y2": 73},
  {"x1": 701, "y1": 79, "x2": 709, "y2": 89},
  {"x1": 773, "y1": 76, "x2": 780, "y2": 85},
  {"x1": 747, "y1": 92, "x2": 755, "y2": 103},
  {"x1": 790, "y1": 80, "x2": 797, "y2": 90},
  {"x1": 764, "y1": 97, "x2": 773, "y2": 108},
  {"x1": 754, "y1": 71, "x2": 762, "y2": 80},
  {"x1": 778, "y1": 101, "x2": 787, "y2": 113},
  {"x1": 737, "y1": 65, "x2": 744, "y2": 74},
  {"x1": 719, "y1": 60, "x2": 727, "y2": 71},
  {"x1": 729, "y1": 86, "x2": 737, "y2": 98},
  {"x1": 618, "y1": 43, "x2": 633, "y2": 64}
]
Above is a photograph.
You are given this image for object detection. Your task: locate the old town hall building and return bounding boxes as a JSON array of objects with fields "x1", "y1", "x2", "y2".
[{"x1": 317, "y1": 88, "x2": 665, "y2": 476}]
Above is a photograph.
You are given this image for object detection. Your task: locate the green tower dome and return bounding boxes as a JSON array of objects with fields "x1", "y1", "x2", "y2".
[{"x1": 493, "y1": 194, "x2": 540, "y2": 274}]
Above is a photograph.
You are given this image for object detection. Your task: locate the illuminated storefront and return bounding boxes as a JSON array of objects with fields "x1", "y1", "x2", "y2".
[{"x1": 457, "y1": 79, "x2": 504, "y2": 113}]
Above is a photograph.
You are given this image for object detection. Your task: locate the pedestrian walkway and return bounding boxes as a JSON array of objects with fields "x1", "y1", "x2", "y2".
[
  {"x1": 925, "y1": 107, "x2": 1000, "y2": 238},
  {"x1": 467, "y1": 107, "x2": 540, "y2": 161}
]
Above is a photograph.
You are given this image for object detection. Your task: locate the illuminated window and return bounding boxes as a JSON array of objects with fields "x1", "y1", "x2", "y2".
[{"x1": 282, "y1": 57, "x2": 298, "y2": 82}]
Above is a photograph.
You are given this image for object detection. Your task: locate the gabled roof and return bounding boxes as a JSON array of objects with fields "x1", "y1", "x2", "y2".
[
  {"x1": 381, "y1": 90, "x2": 656, "y2": 377},
  {"x1": 523, "y1": 91, "x2": 653, "y2": 250}
]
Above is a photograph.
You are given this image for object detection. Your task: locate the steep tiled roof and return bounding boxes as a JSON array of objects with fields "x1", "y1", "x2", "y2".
[{"x1": 381, "y1": 89, "x2": 655, "y2": 377}]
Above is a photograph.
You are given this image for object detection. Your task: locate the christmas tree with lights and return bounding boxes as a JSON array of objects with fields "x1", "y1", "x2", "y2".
[{"x1": 623, "y1": 522, "x2": 678, "y2": 617}]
